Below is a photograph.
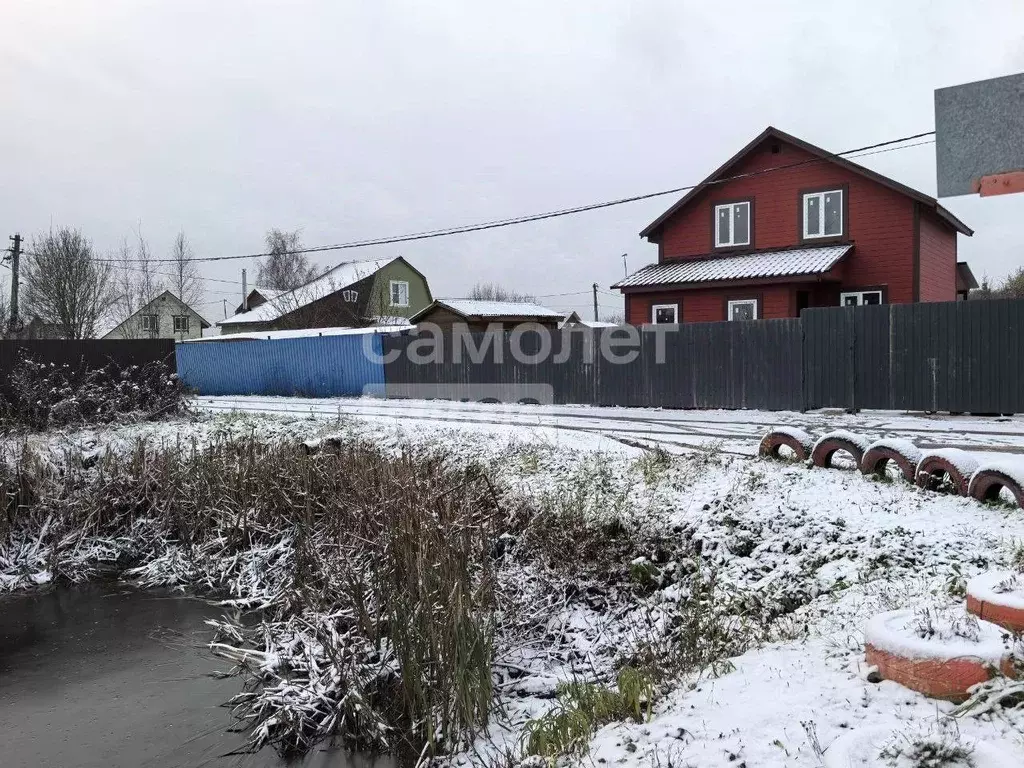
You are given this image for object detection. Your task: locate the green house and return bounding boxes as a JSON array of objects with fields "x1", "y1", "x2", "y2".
[{"x1": 218, "y1": 256, "x2": 432, "y2": 335}]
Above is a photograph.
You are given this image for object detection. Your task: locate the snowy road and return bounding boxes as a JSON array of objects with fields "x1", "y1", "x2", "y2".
[{"x1": 194, "y1": 395, "x2": 1024, "y2": 457}]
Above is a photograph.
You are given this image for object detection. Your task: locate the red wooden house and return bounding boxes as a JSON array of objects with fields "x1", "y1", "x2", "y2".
[{"x1": 614, "y1": 127, "x2": 977, "y2": 324}]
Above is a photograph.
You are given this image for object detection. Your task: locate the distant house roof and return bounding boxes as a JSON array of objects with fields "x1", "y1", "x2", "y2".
[
  {"x1": 639, "y1": 126, "x2": 973, "y2": 240},
  {"x1": 234, "y1": 287, "x2": 285, "y2": 315},
  {"x1": 410, "y1": 299, "x2": 564, "y2": 322},
  {"x1": 561, "y1": 311, "x2": 617, "y2": 328},
  {"x1": 613, "y1": 244, "x2": 852, "y2": 289},
  {"x1": 218, "y1": 258, "x2": 396, "y2": 327},
  {"x1": 182, "y1": 325, "x2": 413, "y2": 342}
]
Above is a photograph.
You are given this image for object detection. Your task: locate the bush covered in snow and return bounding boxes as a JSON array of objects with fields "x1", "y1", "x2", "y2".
[{"x1": 0, "y1": 356, "x2": 186, "y2": 431}]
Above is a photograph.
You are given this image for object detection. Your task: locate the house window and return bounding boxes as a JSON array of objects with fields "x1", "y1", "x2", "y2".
[
  {"x1": 173, "y1": 315, "x2": 189, "y2": 332},
  {"x1": 651, "y1": 303, "x2": 678, "y2": 324},
  {"x1": 714, "y1": 201, "x2": 751, "y2": 248},
  {"x1": 140, "y1": 314, "x2": 158, "y2": 332},
  {"x1": 840, "y1": 290, "x2": 883, "y2": 307},
  {"x1": 390, "y1": 280, "x2": 410, "y2": 307},
  {"x1": 727, "y1": 299, "x2": 758, "y2": 321},
  {"x1": 803, "y1": 189, "x2": 843, "y2": 239}
]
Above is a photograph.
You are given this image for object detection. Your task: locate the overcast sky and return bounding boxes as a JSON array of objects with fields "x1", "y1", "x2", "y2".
[{"x1": 1, "y1": 0, "x2": 1022, "y2": 322}]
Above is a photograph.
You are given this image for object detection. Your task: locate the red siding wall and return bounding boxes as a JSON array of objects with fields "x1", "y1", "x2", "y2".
[
  {"x1": 627, "y1": 285, "x2": 794, "y2": 325},
  {"x1": 918, "y1": 208, "x2": 957, "y2": 302},
  {"x1": 655, "y1": 139, "x2": 924, "y2": 304}
]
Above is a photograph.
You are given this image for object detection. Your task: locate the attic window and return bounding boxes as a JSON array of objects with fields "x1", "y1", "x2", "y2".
[
  {"x1": 714, "y1": 201, "x2": 751, "y2": 248},
  {"x1": 770, "y1": 142, "x2": 781, "y2": 154},
  {"x1": 803, "y1": 189, "x2": 844, "y2": 239},
  {"x1": 390, "y1": 280, "x2": 410, "y2": 307},
  {"x1": 140, "y1": 314, "x2": 157, "y2": 332}
]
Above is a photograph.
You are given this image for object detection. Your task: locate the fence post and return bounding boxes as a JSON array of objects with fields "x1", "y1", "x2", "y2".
[
  {"x1": 799, "y1": 314, "x2": 807, "y2": 412},
  {"x1": 847, "y1": 307, "x2": 857, "y2": 412}
]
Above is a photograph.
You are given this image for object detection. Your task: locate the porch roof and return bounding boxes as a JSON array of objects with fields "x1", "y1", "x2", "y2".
[{"x1": 612, "y1": 244, "x2": 852, "y2": 289}]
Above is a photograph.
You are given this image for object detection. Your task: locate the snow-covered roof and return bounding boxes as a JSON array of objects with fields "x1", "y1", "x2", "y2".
[
  {"x1": 573, "y1": 319, "x2": 618, "y2": 328},
  {"x1": 218, "y1": 258, "x2": 396, "y2": 326},
  {"x1": 413, "y1": 299, "x2": 564, "y2": 321},
  {"x1": 612, "y1": 245, "x2": 852, "y2": 289},
  {"x1": 184, "y1": 325, "x2": 413, "y2": 342}
]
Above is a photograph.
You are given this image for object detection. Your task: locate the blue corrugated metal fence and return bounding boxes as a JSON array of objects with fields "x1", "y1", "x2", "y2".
[{"x1": 176, "y1": 334, "x2": 385, "y2": 397}]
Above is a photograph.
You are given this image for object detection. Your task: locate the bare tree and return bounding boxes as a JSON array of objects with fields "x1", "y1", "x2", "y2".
[
  {"x1": 23, "y1": 228, "x2": 117, "y2": 339},
  {"x1": 257, "y1": 229, "x2": 319, "y2": 291},
  {"x1": 111, "y1": 238, "x2": 142, "y2": 338},
  {"x1": 130, "y1": 231, "x2": 162, "y2": 303},
  {"x1": 168, "y1": 230, "x2": 202, "y2": 307},
  {"x1": 467, "y1": 282, "x2": 536, "y2": 302},
  {"x1": 110, "y1": 234, "x2": 164, "y2": 338}
]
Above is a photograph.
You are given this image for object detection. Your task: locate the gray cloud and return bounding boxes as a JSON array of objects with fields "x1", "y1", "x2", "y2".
[{"x1": 1, "y1": 0, "x2": 1022, "y2": 322}]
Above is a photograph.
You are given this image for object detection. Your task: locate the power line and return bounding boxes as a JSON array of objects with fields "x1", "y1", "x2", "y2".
[
  {"x1": 15, "y1": 248, "x2": 270, "y2": 292},
  {"x1": 91, "y1": 130, "x2": 937, "y2": 265},
  {"x1": 532, "y1": 290, "x2": 597, "y2": 298}
]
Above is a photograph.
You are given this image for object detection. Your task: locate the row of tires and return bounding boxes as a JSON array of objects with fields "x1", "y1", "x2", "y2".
[{"x1": 759, "y1": 427, "x2": 1024, "y2": 508}]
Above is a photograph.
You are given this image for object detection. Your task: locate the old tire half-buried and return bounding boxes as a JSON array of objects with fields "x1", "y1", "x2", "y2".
[
  {"x1": 969, "y1": 467, "x2": 1024, "y2": 509},
  {"x1": 864, "y1": 609, "x2": 1015, "y2": 702},
  {"x1": 915, "y1": 448, "x2": 980, "y2": 496},
  {"x1": 860, "y1": 439, "x2": 922, "y2": 483},
  {"x1": 967, "y1": 572, "x2": 1024, "y2": 633},
  {"x1": 758, "y1": 428, "x2": 815, "y2": 462},
  {"x1": 811, "y1": 431, "x2": 872, "y2": 469}
]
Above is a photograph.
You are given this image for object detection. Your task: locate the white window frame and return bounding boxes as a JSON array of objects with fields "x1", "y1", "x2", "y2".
[
  {"x1": 840, "y1": 290, "x2": 883, "y2": 307},
  {"x1": 727, "y1": 299, "x2": 759, "y2": 321},
  {"x1": 650, "y1": 303, "x2": 678, "y2": 324},
  {"x1": 389, "y1": 280, "x2": 410, "y2": 307},
  {"x1": 802, "y1": 189, "x2": 843, "y2": 239},
  {"x1": 173, "y1": 315, "x2": 189, "y2": 332},
  {"x1": 140, "y1": 314, "x2": 157, "y2": 332},
  {"x1": 714, "y1": 201, "x2": 751, "y2": 248}
]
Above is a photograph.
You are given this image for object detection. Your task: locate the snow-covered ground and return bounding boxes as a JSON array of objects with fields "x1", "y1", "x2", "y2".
[
  {"x1": 190, "y1": 399, "x2": 1024, "y2": 765},
  {"x1": 194, "y1": 395, "x2": 1024, "y2": 458},
  {"x1": 6, "y1": 401, "x2": 1024, "y2": 765}
]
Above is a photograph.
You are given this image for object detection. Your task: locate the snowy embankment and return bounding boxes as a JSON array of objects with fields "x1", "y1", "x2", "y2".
[{"x1": 2, "y1": 408, "x2": 1024, "y2": 765}]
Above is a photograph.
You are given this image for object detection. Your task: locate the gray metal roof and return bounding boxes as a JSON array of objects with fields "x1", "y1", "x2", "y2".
[{"x1": 612, "y1": 244, "x2": 852, "y2": 289}]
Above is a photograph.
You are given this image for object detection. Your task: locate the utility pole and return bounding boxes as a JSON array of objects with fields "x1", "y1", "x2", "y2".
[
  {"x1": 592, "y1": 282, "x2": 599, "y2": 322},
  {"x1": 241, "y1": 268, "x2": 247, "y2": 311},
  {"x1": 9, "y1": 233, "x2": 22, "y2": 334}
]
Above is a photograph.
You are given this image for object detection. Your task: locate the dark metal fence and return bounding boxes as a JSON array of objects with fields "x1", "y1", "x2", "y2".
[
  {"x1": 382, "y1": 320, "x2": 803, "y2": 411},
  {"x1": 0, "y1": 339, "x2": 176, "y2": 380},
  {"x1": 803, "y1": 298, "x2": 1024, "y2": 413},
  {"x1": 381, "y1": 299, "x2": 1024, "y2": 413}
]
